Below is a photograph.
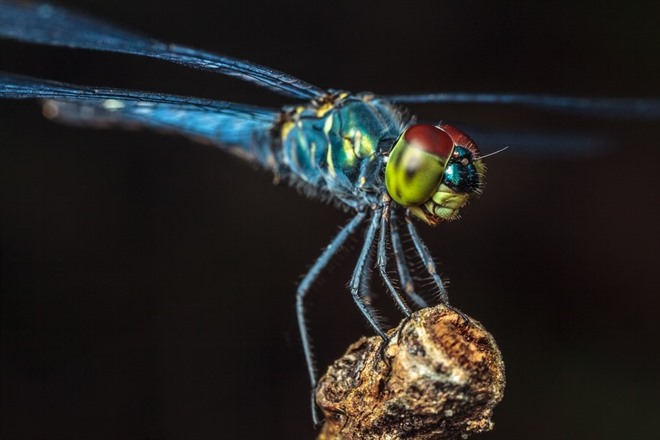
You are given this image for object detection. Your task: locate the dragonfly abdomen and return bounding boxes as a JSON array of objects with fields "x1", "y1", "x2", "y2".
[{"x1": 278, "y1": 93, "x2": 406, "y2": 207}]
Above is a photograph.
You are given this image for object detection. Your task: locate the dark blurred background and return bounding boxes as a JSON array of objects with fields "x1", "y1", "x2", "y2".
[{"x1": 1, "y1": 0, "x2": 659, "y2": 439}]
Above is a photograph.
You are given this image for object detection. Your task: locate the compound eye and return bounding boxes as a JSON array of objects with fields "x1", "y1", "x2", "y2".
[{"x1": 385, "y1": 124, "x2": 454, "y2": 206}]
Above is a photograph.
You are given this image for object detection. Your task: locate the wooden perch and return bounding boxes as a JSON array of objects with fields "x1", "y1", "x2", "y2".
[{"x1": 316, "y1": 304, "x2": 505, "y2": 440}]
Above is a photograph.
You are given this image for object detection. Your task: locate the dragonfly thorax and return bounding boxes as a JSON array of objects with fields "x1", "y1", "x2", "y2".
[{"x1": 278, "y1": 93, "x2": 405, "y2": 208}]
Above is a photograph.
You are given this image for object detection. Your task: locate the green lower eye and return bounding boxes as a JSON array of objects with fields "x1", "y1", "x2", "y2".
[{"x1": 385, "y1": 124, "x2": 453, "y2": 206}]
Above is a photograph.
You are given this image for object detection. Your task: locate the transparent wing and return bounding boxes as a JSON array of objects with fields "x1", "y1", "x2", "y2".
[
  {"x1": 1, "y1": 72, "x2": 279, "y2": 163},
  {"x1": 386, "y1": 93, "x2": 660, "y2": 120},
  {"x1": 0, "y1": 0, "x2": 325, "y2": 99},
  {"x1": 457, "y1": 125, "x2": 616, "y2": 156}
]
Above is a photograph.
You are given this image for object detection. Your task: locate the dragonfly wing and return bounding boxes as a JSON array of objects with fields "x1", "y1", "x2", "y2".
[
  {"x1": 385, "y1": 93, "x2": 660, "y2": 120},
  {"x1": 0, "y1": 1, "x2": 325, "y2": 99},
  {"x1": 458, "y1": 125, "x2": 616, "y2": 157},
  {"x1": 1, "y1": 73, "x2": 280, "y2": 165}
]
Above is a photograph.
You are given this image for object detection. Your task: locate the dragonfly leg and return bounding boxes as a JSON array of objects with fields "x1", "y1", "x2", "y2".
[
  {"x1": 389, "y1": 208, "x2": 429, "y2": 309},
  {"x1": 376, "y1": 202, "x2": 412, "y2": 317},
  {"x1": 404, "y1": 211, "x2": 449, "y2": 304},
  {"x1": 348, "y1": 209, "x2": 389, "y2": 341},
  {"x1": 405, "y1": 212, "x2": 470, "y2": 322},
  {"x1": 296, "y1": 211, "x2": 366, "y2": 426}
]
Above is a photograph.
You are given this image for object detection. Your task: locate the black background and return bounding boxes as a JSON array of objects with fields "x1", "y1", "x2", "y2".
[{"x1": 1, "y1": 1, "x2": 659, "y2": 439}]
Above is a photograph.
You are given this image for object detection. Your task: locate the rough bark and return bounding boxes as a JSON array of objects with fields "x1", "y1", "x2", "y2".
[{"x1": 317, "y1": 305, "x2": 505, "y2": 440}]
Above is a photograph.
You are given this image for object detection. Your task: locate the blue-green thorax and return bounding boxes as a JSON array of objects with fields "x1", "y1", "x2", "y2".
[{"x1": 278, "y1": 92, "x2": 405, "y2": 208}]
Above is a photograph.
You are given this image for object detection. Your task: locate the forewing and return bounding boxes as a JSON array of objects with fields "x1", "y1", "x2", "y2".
[
  {"x1": 0, "y1": 0, "x2": 325, "y2": 99},
  {"x1": 385, "y1": 93, "x2": 660, "y2": 120}
]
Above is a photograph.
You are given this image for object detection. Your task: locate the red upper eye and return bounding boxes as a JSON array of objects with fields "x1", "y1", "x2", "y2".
[
  {"x1": 437, "y1": 124, "x2": 480, "y2": 156},
  {"x1": 403, "y1": 124, "x2": 454, "y2": 159}
]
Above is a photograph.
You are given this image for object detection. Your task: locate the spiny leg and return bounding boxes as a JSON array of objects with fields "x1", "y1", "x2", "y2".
[
  {"x1": 296, "y1": 211, "x2": 366, "y2": 426},
  {"x1": 376, "y1": 201, "x2": 412, "y2": 316},
  {"x1": 405, "y1": 211, "x2": 469, "y2": 321},
  {"x1": 405, "y1": 211, "x2": 449, "y2": 303},
  {"x1": 348, "y1": 208, "x2": 389, "y2": 340},
  {"x1": 389, "y1": 208, "x2": 429, "y2": 309}
]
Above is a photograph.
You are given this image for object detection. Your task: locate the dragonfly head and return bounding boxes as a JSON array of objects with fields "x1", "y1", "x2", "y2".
[{"x1": 385, "y1": 123, "x2": 485, "y2": 226}]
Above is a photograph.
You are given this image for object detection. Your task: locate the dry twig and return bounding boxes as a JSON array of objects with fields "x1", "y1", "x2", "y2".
[{"x1": 316, "y1": 305, "x2": 505, "y2": 440}]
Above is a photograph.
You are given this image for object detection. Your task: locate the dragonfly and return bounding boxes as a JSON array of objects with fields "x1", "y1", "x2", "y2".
[{"x1": 2, "y1": 1, "x2": 659, "y2": 425}]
